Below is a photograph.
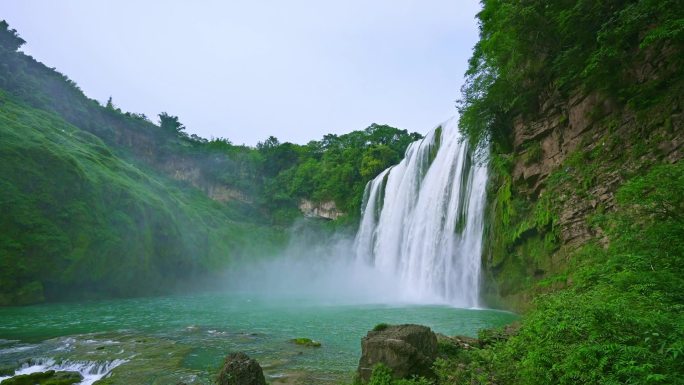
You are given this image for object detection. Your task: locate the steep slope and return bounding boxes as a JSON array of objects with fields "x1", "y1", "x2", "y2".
[
  {"x1": 427, "y1": 1, "x2": 684, "y2": 384},
  {"x1": 0, "y1": 91, "x2": 282, "y2": 305},
  {"x1": 456, "y1": 0, "x2": 684, "y2": 310},
  {"x1": 0, "y1": 20, "x2": 422, "y2": 306},
  {"x1": 0, "y1": 20, "x2": 422, "y2": 226}
]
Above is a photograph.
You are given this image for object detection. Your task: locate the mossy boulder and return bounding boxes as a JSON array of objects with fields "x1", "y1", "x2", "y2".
[
  {"x1": 216, "y1": 352, "x2": 265, "y2": 385},
  {"x1": 289, "y1": 337, "x2": 321, "y2": 347},
  {"x1": 357, "y1": 324, "x2": 438, "y2": 382},
  {"x1": 0, "y1": 370, "x2": 82, "y2": 385}
]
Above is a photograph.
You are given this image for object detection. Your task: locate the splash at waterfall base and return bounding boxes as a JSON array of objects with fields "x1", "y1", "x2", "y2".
[{"x1": 225, "y1": 118, "x2": 489, "y2": 309}]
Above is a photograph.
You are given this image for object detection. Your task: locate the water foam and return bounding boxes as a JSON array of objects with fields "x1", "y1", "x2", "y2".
[{"x1": 354, "y1": 118, "x2": 487, "y2": 307}]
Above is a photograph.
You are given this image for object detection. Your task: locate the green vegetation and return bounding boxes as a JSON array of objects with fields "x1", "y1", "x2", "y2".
[
  {"x1": 0, "y1": 20, "x2": 420, "y2": 226},
  {"x1": 258, "y1": 125, "x2": 421, "y2": 223},
  {"x1": 0, "y1": 91, "x2": 282, "y2": 305},
  {"x1": 0, "y1": 370, "x2": 82, "y2": 385},
  {"x1": 458, "y1": 0, "x2": 683, "y2": 149},
  {"x1": 0, "y1": 20, "x2": 420, "y2": 305},
  {"x1": 446, "y1": 1, "x2": 684, "y2": 383},
  {"x1": 290, "y1": 338, "x2": 322, "y2": 347},
  {"x1": 373, "y1": 323, "x2": 390, "y2": 332},
  {"x1": 356, "y1": 364, "x2": 432, "y2": 385},
  {"x1": 435, "y1": 161, "x2": 684, "y2": 384}
]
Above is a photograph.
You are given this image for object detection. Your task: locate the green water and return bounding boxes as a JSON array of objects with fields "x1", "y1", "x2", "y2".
[{"x1": 0, "y1": 292, "x2": 517, "y2": 384}]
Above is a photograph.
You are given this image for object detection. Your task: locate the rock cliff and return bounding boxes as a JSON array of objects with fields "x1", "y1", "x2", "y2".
[{"x1": 483, "y1": 69, "x2": 683, "y2": 310}]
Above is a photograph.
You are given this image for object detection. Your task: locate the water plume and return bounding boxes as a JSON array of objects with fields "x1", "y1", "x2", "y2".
[{"x1": 354, "y1": 117, "x2": 487, "y2": 307}]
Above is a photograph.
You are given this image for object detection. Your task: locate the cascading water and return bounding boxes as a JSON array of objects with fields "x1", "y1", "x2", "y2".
[{"x1": 354, "y1": 117, "x2": 488, "y2": 307}]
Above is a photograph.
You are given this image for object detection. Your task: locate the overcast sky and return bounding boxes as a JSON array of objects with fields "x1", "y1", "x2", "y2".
[{"x1": 1, "y1": 0, "x2": 481, "y2": 146}]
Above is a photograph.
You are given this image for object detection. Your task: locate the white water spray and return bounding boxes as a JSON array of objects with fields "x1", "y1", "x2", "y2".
[
  {"x1": 354, "y1": 117, "x2": 488, "y2": 307},
  {"x1": 0, "y1": 358, "x2": 126, "y2": 385}
]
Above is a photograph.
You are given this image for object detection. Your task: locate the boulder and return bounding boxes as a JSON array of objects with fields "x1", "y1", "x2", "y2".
[
  {"x1": 357, "y1": 324, "x2": 438, "y2": 382},
  {"x1": 217, "y1": 352, "x2": 266, "y2": 385},
  {"x1": 0, "y1": 370, "x2": 82, "y2": 385}
]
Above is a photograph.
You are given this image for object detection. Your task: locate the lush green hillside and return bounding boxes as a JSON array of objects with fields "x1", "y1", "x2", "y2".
[
  {"x1": 0, "y1": 20, "x2": 421, "y2": 305},
  {"x1": 426, "y1": 0, "x2": 684, "y2": 384},
  {"x1": 0, "y1": 90, "x2": 287, "y2": 305},
  {"x1": 0, "y1": 19, "x2": 421, "y2": 226}
]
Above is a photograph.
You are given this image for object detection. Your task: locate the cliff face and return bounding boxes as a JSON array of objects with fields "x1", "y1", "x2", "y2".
[
  {"x1": 482, "y1": 60, "x2": 683, "y2": 310},
  {"x1": 111, "y1": 127, "x2": 256, "y2": 204},
  {"x1": 298, "y1": 199, "x2": 344, "y2": 220}
]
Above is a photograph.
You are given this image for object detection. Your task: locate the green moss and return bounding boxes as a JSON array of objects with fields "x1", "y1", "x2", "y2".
[
  {"x1": 290, "y1": 337, "x2": 321, "y2": 347},
  {"x1": 427, "y1": 125, "x2": 442, "y2": 167},
  {"x1": 522, "y1": 142, "x2": 542, "y2": 165},
  {"x1": 0, "y1": 371, "x2": 82, "y2": 385},
  {"x1": 373, "y1": 323, "x2": 390, "y2": 331}
]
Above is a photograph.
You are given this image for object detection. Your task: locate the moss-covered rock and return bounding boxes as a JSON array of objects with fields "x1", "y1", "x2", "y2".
[
  {"x1": 289, "y1": 338, "x2": 321, "y2": 347},
  {"x1": 0, "y1": 370, "x2": 82, "y2": 385}
]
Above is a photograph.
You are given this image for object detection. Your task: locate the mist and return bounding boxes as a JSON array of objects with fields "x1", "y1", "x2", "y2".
[{"x1": 218, "y1": 220, "x2": 409, "y2": 305}]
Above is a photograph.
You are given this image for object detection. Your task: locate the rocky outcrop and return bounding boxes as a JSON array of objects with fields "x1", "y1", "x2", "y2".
[
  {"x1": 205, "y1": 184, "x2": 251, "y2": 203},
  {"x1": 217, "y1": 352, "x2": 266, "y2": 385},
  {"x1": 511, "y1": 90, "x2": 683, "y2": 247},
  {"x1": 485, "y1": 73, "x2": 684, "y2": 310},
  {"x1": 357, "y1": 324, "x2": 438, "y2": 382},
  {"x1": 0, "y1": 370, "x2": 82, "y2": 385},
  {"x1": 298, "y1": 199, "x2": 344, "y2": 220}
]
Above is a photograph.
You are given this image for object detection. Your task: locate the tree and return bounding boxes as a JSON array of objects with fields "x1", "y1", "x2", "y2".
[
  {"x1": 158, "y1": 112, "x2": 185, "y2": 133},
  {"x1": 105, "y1": 96, "x2": 115, "y2": 110},
  {"x1": 0, "y1": 20, "x2": 25, "y2": 52}
]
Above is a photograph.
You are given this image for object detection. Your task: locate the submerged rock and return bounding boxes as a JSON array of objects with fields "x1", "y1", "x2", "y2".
[
  {"x1": 0, "y1": 370, "x2": 82, "y2": 385},
  {"x1": 217, "y1": 352, "x2": 266, "y2": 385},
  {"x1": 357, "y1": 324, "x2": 438, "y2": 382},
  {"x1": 289, "y1": 338, "x2": 321, "y2": 347}
]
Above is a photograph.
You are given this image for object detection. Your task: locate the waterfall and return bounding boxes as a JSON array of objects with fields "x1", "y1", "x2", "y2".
[{"x1": 354, "y1": 117, "x2": 487, "y2": 307}]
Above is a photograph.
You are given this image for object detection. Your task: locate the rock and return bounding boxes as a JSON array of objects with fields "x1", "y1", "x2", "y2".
[
  {"x1": 357, "y1": 324, "x2": 438, "y2": 382},
  {"x1": 0, "y1": 370, "x2": 83, "y2": 385},
  {"x1": 217, "y1": 352, "x2": 266, "y2": 385},
  {"x1": 298, "y1": 199, "x2": 344, "y2": 220},
  {"x1": 289, "y1": 338, "x2": 321, "y2": 347}
]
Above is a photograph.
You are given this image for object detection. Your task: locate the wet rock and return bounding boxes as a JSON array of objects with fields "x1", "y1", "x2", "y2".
[
  {"x1": 357, "y1": 324, "x2": 438, "y2": 382},
  {"x1": 0, "y1": 370, "x2": 82, "y2": 385},
  {"x1": 289, "y1": 338, "x2": 321, "y2": 347},
  {"x1": 217, "y1": 352, "x2": 266, "y2": 385}
]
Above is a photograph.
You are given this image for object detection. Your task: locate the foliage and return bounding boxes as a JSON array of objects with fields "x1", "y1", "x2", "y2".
[
  {"x1": 373, "y1": 323, "x2": 390, "y2": 332},
  {"x1": 0, "y1": 20, "x2": 25, "y2": 52},
  {"x1": 365, "y1": 364, "x2": 433, "y2": 385},
  {"x1": 441, "y1": 161, "x2": 684, "y2": 385},
  {"x1": 290, "y1": 338, "x2": 321, "y2": 347},
  {"x1": 158, "y1": 112, "x2": 185, "y2": 133},
  {"x1": 259, "y1": 124, "x2": 421, "y2": 222},
  {"x1": 0, "y1": 20, "x2": 423, "y2": 305},
  {"x1": 0, "y1": 92, "x2": 282, "y2": 305},
  {"x1": 0, "y1": 20, "x2": 421, "y2": 229},
  {"x1": 458, "y1": 0, "x2": 684, "y2": 149}
]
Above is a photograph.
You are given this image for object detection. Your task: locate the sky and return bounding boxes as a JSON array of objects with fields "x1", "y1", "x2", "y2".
[{"x1": 0, "y1": 0, "x2": 482, "y2": 146}]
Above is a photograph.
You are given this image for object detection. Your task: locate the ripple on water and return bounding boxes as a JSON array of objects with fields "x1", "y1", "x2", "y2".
[{"x1": 0, "y1": 292, "x2": 518, "y2": 384}]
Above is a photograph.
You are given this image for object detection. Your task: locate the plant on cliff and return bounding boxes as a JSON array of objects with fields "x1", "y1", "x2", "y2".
[
  {"x1": 458, "y1": 0, "x2": 684, "y2": 149},
  {"x1": 438, "y1": 161, "x2": 684, "y2": 385}
]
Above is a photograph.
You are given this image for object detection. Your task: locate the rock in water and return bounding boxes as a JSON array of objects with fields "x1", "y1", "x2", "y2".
[
  {"x1": 357, "y1": 324, "x2": 438, "y2": 382},
  {"x1": 0, "y1": 370, "x2": 82, "y2": 385},
  {"x1": 217, "y1": 352, "x2": 266, "y2": 385}
]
